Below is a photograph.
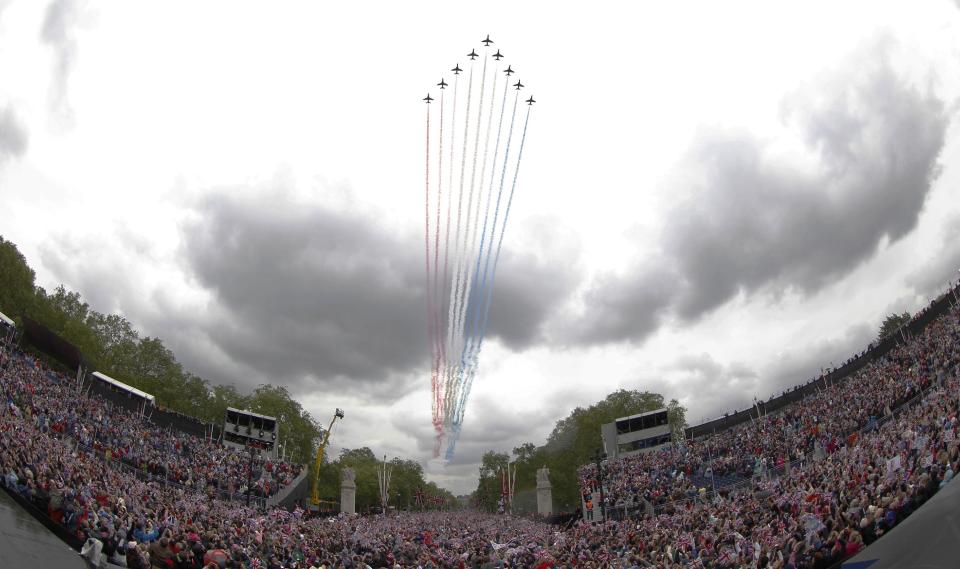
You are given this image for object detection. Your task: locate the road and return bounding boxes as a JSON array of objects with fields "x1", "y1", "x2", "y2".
[{"x1": 0, "y1": 489, "x2": 88, "y2": 569}]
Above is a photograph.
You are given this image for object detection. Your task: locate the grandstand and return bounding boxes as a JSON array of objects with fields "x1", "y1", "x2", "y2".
[
  {"x1": 602, "y1": 407, "x2": 672, "y2": 459},
  {"x1": 0, "y1": 310, "x2": 13, "y2": 343},
  {"x1": 223, "y1": 406, "x2": 278, "y2": 456},
  {"x1": 89, "y1": 371, "x2": 155, "y2": 417}
]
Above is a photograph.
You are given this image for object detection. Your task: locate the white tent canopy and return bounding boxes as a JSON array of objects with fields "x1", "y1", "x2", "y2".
[
  {"x1": 91, "y1": 371, "x2": 156, "y2": 405},
  {"x1": 0, "y1": 311, "x2": 14, "y2": 328}
]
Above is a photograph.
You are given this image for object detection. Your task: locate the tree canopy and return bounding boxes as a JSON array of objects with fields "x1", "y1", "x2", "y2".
[
  {"x1": 0, "y1": 236, "x2": 322, "y2": 468},
  {"x1": 314, "y1": 447, "x2": 456, "y2": 513},
  {"x1": 878, "y1": 312, "x2": 911, "y2": 340},
  {"x1": 473, "y1": 389, "x2": 686, "y2": 512}
]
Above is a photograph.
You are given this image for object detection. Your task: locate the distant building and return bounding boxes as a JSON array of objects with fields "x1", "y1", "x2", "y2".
[{"x1": 601, "y1": 408, "x2": 672, "y2": 459}]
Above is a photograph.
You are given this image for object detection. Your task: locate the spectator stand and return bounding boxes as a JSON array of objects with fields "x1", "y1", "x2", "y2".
[
  {"x1": 20, "y1": 316, "x2": 86, "y2": 375},
  {"x1": 0, "y1": 310, "x2": 14, "y2": 344},
  {"x1": 88, "y1": 371, "x2": 155, "y2": 419}
]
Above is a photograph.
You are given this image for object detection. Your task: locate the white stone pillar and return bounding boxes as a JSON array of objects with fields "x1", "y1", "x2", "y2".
[
  {"x1": 536, "y1": 467, "x2": 553, "y2": 517},
  {"x1": 340, "y1": 467, "x2": 356, "y2": 515}
]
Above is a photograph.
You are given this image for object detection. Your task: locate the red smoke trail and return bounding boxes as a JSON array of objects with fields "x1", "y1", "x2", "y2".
[
  {"x1": 424, "y1": 104, "x2": 438, "y2": 427},
  {"x1": 431, "y1": 92, "x2": 445, "y2": 432}
]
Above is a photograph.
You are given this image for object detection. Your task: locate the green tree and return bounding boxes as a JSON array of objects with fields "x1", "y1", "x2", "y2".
[
  {"x1": 0, "y1": 236, "x2": 325, "y2": 484},
  {"x1": 313, "y1": 449, "x2": 454, "y2": 513},
  {"x1": 474, "y1": 450, "x2": 510, "y2": 512},
  {"x1": 246, "y1": 385, "x2": 321, "y2": 468},
  {"x1": 0, "y1": 236, "x2": 38, "y2": 320},
  {"x1": 474, "y1": 389, "x2": 687, "y2": 511},
  {"x1": 878, "y1": 312, "x2": 911, "y2": 340}
]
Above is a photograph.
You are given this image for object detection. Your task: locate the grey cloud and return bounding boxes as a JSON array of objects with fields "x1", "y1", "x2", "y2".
[
  {"x1": 33, "y1": 185, "x2": 580, "y2": 400},
  {"x1": 661, "y1": 323, "x2": 873, "y2": 423},
  {"x1": 0, "y1": 106, "x2": 28, "y2": 164},
  {"x1": 573, "y1": 260, "x2": 677, "y2": 345},
  {"x1": 181, "y1": 194, "x2": 425, "y2": 386},
  {"x1": 905, "y1": 214, "x2": 960, "y2": 299},
  {"x1": 667, "y1": 354, "x2": 762, "y2": 421},
  {"x1": 759, "y1": 322, "x2": 874, "y2": 394},
  {"x1": 487, "y1": 247, "x2": 582, "y2": 348},
  {"x1": 41, "y1": 0, "x2": 81, "y2": 123},
  {"x1": 574, "y1": 35, "x2": 947, "y2": 345},
  {"x1": 174, "y1": 186, "x2": 579, "y2": 395}
]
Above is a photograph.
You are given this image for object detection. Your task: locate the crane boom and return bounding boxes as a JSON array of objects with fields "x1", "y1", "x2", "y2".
[{"x1": 311, "y1": 408, "x2": 344, "y2": 506}]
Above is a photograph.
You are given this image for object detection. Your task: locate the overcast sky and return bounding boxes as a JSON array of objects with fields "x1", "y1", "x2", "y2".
[{"x1": 1, "y1": 0, "x2": 960, "y2": 494}]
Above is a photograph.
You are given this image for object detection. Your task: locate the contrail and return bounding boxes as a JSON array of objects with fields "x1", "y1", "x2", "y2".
[
  {"x1": 463, "y1": 69, "x2": 510, "y2": 372},
  {"x1": 444, "y1": 89, "x2": 521, "y2": 459},
  {"x1": 424, "y1": 41, "x2": 535, "y2": 460},
  {"x1": 424, "y1": 99, "x2": 437, "y2": 427},
  {"x1": 448, "y1": 99, "x2": 533, "y2": 459},
  {"x1": 447, "y1": 60, "x2": 475, "y2": 377},
  {"x1": 431, "y1": 87, "x2": 446, "y2": 431},
  {"x1": 479, "y1": 102, "x2": 532, "y2": 347},
  {"x1": 435, "y1": 71, "x2": 460, "y2": 451},
  {"x1": 465, "y1": 88, "x2": 520, "y2": 369},
  {"x1": 454, "y1": 50, "x2": 490, "y2": 356},
  {"x1": 444, "y1": 58, "x2": 478, "y2": 427}
]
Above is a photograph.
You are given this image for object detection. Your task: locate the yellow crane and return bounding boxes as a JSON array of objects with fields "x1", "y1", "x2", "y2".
[{"x1": 311, "y1": 408, "x2": 345, "y2": 507}]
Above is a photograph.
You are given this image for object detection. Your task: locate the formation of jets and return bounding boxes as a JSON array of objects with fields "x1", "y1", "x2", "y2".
[{"x1": 424, "y1": 36, "x2": 534, "y2": 106}]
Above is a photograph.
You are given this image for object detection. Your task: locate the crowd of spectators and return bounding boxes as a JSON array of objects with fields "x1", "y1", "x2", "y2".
[
  {"x1": 0, "y1": 348, "x2": 302, "y2": 504},
  {"x1": 579, "y1": 300, "x2": 959, "y2": 514},
  {"x1": 0, "y1": 296, "x2": 957, "y2": 568}
]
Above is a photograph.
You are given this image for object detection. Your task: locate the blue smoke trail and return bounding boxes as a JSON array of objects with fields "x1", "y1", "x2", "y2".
[
  {"x1": 447, "y1": 63, "x2": 475, "y2": 355},
  {"x1": 475, "y1": 103, "x2": 532, "y2": 355},
  {"x1": 444, "y1": 92, "x2": 523, "y2": 459},
  {"x1": 453, "y1": 102, "x2": 532, "y2": 434},
  {"x1": 462, "y1": 90, "x2": 520, "y2": 371},
  {"x1": 436, "y1": 71, "x2": 460, "y2": 442},
  {"x1": 444, "y1": 63, "x2": 475, "y2": 419},
  {"x1": 458, "y1": 68, "x2": 506, "y2": 386},
  {"x1": 453, "y1": 51, "x2": 489, "y2": 344}
]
